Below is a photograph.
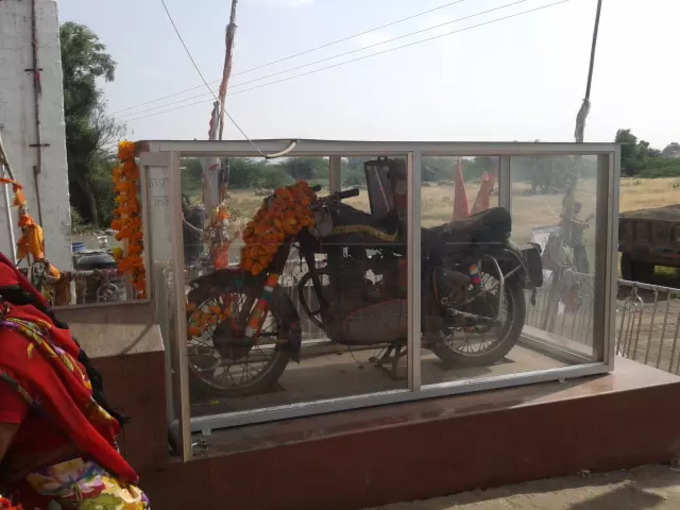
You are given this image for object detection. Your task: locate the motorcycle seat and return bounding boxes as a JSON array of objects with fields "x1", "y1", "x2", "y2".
[{"x1": 425, "y1": 207, "x2": 511, "y2": 246}]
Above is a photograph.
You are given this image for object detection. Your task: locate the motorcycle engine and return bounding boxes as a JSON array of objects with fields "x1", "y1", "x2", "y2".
[
  {"x1": 321, "y1": 253, "x2": 408, "y2": 344},
  {"x1": 433, "y1": 267, "x2": 471, "y2": 306}
]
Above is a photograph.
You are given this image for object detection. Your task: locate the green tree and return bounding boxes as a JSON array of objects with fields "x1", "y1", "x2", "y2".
[
  {"x1": 615, "y1": 129, "x2": 640, "y2": 175},
  {"x1": 662, "y1": 142, "x2": 680, "y2": 159},
  {"x1": 277, "y1": 157, "x2": 327, "y2": 181},
  {"x1": 615, "y1": 129, "x2": 659, "y2": 176},
  {"x1": 61, "y1": 22, "x2": 122, "y2": 227}
]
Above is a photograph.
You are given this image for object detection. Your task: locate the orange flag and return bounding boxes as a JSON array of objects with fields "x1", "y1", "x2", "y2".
[
  {"x1": 453, "y1": 159, "x2": 469, "y2": 220},
  {"x1": 471, "y1": 171, "x2": 496, "y2": 214}
]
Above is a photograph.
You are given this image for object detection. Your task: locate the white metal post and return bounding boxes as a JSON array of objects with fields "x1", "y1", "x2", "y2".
[
  {"x1": 168, "y1": 151, "x2": 192, "y2": 460},
  {"x1": 407, "y1": 151, "x2": 422, "y2": 390},
  {"x1": 605, "y1": 150, "x2": 620, "y2": 369},
  {"x1": 499, "y1": 155, "x2": 511, "y2": 211},
  {"x1": 328, "y1": 155, "x2": 341, "y2": 193}
]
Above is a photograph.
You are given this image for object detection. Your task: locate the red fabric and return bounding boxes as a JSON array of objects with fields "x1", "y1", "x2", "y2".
[
  {"x1": 0, "y1": 253, "x2": 138, "y2": 483},
  {"x1": 0, "y1": 379, "x2": 70, "y2": 458},
  {"x1": 0, "y1": 380, "x2": 27, "y2": 424}
]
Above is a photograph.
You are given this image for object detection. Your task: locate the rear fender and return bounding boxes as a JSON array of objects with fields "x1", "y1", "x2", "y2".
[
  {"x1": 495, "y1": 243, "x2": 543, "y2": 289},
  {"x1": 187, "y1": 268, "x2": 252, "y2": 304}
]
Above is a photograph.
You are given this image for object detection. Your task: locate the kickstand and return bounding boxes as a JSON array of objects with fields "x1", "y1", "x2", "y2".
[{"x1": 373, "y1": 344, "x2": 407, "y2": 380}]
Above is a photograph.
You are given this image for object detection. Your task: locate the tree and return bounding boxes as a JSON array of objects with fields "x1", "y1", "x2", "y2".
[
  {"x1": 662, "y1": 142, "x2": 680, "y2": 159},
  {"x1": 277, "y1": 157, "x2": 327, "y2": 181},
  {"x1": 61, "y1": 22, "x2": 122, "y2": 227},
  {"x1": 615, "y1": 129, "x2": 640, "y2": 175}
]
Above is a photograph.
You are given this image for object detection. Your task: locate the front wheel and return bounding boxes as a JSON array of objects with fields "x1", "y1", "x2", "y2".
[
  {"x1": 186, "y1": 284, "x2": 290, "y2": 397},
  {"x1": 432, "y1": 273, "x2": 526, "y2": 367}
]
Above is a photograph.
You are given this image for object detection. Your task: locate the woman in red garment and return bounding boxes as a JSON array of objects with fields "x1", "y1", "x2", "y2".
[{"x1": 0, "y1": 253, "x2": 149, "y2": 508}]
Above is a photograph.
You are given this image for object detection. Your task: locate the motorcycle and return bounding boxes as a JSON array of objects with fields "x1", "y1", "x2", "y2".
[{"x1": 186, "y1": 158, "x2": 543, "y2": 396}]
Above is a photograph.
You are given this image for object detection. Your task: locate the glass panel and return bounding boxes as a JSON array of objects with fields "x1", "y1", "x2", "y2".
[
  {"x1": 420, "y1": 155, "x2": 598, "y2": 387},
  {"x1": 181, "y1": 155, "x2": 409, "y2": 420},
  {"x1": 512, "y1": 155, "x2": 600, "y2": 360}
]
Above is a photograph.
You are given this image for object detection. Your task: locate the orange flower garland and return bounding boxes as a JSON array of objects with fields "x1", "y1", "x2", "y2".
[
  {"x1": 111, "y1": 140, "x2": 146, "y2": 298},
  {"x1": 241, "y1": 181, "x2": 316, "y2": 275},
  {"x1": 186, "y1": 299, "x2": 234, "y2": 338},
  {"x1": 0, "y1": 178, "x2": 59, "y2": 279},
  {"x1": 208, "y1": 203, "x2": 231, "y2": 269}
]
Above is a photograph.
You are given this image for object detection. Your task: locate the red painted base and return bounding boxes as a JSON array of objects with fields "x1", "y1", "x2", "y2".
[{"x1": 128, "y1": 358, "x2": 680, "y2": 510}]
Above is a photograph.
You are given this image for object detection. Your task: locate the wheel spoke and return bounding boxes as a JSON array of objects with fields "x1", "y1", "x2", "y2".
[
  {"x1": 441, "y1": 271, "x2": 511, "y2": 357},
  {"x1": 187, "y1": 290, "x2": 282, "y2": 392}
]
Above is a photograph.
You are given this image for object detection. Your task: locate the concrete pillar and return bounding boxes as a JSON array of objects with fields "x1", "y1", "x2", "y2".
[{"x1": 0, "y1": 0, "x2": 72, "y2": 269}]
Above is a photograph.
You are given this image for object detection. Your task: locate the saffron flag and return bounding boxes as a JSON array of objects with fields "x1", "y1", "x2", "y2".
[
  {"x1": 453, "y1": 159, "x2": 469, "y2": 220},
  {"x1": 471, "y1": 171, "x2": 497, "y2": 214}
]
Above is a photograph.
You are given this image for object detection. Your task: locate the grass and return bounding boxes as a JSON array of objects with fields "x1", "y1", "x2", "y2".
[{"x1": 619, "y1": 176, "x2": 680, "y2": 212}]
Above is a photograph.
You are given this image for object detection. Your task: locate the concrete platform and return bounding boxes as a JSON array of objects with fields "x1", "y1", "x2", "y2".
[{"x1": 142, "y1": 357, "x2": 680, "y2": 509}]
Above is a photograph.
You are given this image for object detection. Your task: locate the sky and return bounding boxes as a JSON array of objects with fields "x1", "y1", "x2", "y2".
[{"x1": 57, "y1": 0, "x2": 678, "y2": 148}]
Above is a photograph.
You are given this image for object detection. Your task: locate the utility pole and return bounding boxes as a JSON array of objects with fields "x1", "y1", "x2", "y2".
[
  {"x1": 202, "y1": 0, "x2": 239, "y2": 214},
  {"x1": 218, "y1": 0, "x2": 238, "y2": 141}
]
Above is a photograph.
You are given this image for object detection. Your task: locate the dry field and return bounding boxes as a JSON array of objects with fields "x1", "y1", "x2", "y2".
[{"x1": 223, "y1": 175, "x2": 680, "y2": 247}]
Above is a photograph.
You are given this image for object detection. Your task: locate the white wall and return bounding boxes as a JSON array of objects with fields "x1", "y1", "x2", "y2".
[{"x1": 0, "y1": 0, "x2": 72, "y2": 269}]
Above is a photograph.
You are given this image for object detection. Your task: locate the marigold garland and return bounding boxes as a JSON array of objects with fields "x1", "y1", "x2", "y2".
[
  {"x1": 241, "y1": 181, "x2": 316, "y2": 276},
  {"x1": 0, "y1": 177, "x2": 59, "y2": 280},
  {"x1": 207, "y1": 202, "x2": 231, "y2": 269},
  {"x1": 186, "y1": 300, "x2": 233, "y2": 338},
  {"x1": 111, "y1": 140, "x2": 146, "y2": 298}
]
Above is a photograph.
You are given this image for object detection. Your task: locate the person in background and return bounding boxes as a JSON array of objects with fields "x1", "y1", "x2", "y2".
[{"x1": 0, "y1": 253, "x2": 149, "y2": 509}]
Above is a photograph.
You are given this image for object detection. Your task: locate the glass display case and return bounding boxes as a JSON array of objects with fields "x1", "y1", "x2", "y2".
[{"x1": 137, "y1": 140, "x2": 619, "y2": 460}]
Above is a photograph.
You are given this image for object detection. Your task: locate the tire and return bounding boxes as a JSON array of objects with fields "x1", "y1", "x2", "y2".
[
  {"x1": 432, "y1": 276, "x2": 526, "y2": 367},
  {"x1": 187, "y1": 286, "x2": 290, "y2": 398},
  {"x1": 621, "y1": 254, "x2": 654, "y2": 282}
]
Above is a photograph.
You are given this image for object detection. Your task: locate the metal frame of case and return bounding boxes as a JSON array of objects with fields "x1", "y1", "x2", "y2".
[{"x1": 136, "y1": 139, "x2": 620, "y2": 461}]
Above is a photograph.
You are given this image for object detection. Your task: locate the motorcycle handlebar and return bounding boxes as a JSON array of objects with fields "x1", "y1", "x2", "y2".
[
  {"x1": 337, "y1": 188, "x2": 359, "y2": 200},
  {"x1": 313, "y1": 188, "x2": 360, "y2": 207}
]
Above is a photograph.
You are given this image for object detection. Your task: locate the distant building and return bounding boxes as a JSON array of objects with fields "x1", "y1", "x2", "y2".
[{"x1": 0, "y1": 0, "x2": 72, "y2": 269}]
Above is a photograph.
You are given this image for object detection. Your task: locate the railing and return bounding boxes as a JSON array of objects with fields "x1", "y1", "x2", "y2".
[
  {"x1": 615, "y1": 279, "x2": 680, "y2": 373},
  {"x1": 29, "y1": 268, "x2": 132, "y2": 307},
  {"x1": 526, "y1": 268, "x2": 680, "y2": 374}
]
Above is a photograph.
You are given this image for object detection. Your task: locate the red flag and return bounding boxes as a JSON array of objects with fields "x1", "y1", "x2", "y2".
[
  {"x1": 453, "y1": 159, "x2": 469, "y2": 220},
  {"x1": 471, "y1": 171, "x2": 495, "y2": 214}
]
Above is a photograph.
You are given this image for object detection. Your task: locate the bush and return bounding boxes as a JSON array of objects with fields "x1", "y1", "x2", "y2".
[
  {"x1": 636, "y1": 157, "x2": 680, "y2": 178},
  {"x1": 638, "y1": 165, "x2": 680, "y2": 178}
]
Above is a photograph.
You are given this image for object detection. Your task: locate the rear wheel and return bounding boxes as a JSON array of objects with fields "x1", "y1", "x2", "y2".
[
  {"x1": 432, "y1": 270, "x2": 525, "y2": 367},
  {"x1": 186, "y1": 286, "x2": 290, "y2": 397}
]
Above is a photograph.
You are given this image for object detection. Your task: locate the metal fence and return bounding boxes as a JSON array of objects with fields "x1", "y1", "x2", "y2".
[
  {"x1": 615, "y1": 279, "x2": 680, "y2": 373},
  {"x1": 526, "y1": 269, "x2": 680, "y2": 374}
]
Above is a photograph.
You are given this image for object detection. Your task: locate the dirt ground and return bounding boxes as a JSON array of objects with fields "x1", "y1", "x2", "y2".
[{"x1": 368, "y1": 465, "x2": 680, "y2": 510}]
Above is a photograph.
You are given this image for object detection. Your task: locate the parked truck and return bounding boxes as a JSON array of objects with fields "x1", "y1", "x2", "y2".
[{"x1": 619, "y1": 205, "x2": 680, "y2": 282}]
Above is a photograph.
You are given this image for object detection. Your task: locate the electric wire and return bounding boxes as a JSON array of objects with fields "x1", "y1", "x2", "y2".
[
  {"x1": 123, "y1": 0, "x2": 530, "y2": 120},
  {"x1": 126, "y1": 0, "x2": 571, "y2": 123},
  {"x1": 114, "y1": 0, "x2": 472, "y2": 115},
  {"x1": 160, "y1": 0, "x2": 265, "y2": 154}
]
